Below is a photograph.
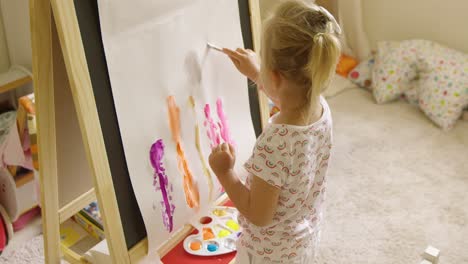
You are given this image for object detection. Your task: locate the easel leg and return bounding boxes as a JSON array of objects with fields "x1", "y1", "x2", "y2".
[{"x1": 30, "y1": 0, "x2": 62, "y2": 263}]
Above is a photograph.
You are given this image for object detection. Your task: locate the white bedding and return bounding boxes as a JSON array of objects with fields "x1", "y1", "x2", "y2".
[{"x1": 316, "y1": 88, "x2": 468, "y2": 264}]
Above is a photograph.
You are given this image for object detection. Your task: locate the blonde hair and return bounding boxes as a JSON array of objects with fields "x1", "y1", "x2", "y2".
[{"x1": 261, "y1": 0, "x2": 341, "y2": 107}]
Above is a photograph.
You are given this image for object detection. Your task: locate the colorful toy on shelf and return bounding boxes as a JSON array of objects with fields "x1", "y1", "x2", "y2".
[{"x1": 17, "y1": 94, "x2": 36, "y2": 144}]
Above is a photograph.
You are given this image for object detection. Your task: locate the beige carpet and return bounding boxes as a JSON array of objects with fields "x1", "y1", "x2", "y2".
[{"x1": 316, "y1": 88, "x2": 468, "y2": 264}]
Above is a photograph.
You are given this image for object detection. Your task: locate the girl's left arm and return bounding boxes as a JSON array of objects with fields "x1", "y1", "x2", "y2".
[
  {"x1": 221, "y1": 171, "x2": 280, "y2": 227},
  {"x1": 209, "y1": 143, "x2": 280, "y2": 227}
]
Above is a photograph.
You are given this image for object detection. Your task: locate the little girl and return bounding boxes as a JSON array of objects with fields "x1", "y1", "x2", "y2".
[{"x1": 209, "y1": 1, "x2": 341, "y2": 263}]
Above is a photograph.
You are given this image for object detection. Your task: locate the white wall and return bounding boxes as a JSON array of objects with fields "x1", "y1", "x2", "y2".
[
  {"x1": 260, "y1": 0, "x2": 321, "y2": 20},
  {"x1": 0, "y1": 0, "x2": 32, "y2": 70},
  {"x1": 362, "y1": 0, "x2": 468, "y2": 54},
  {"x1": 259, "y1": 0, "x2": 468, "y2": 55},
  {"x1": 0, "y1": 5, "x2": 10, "y2": 72},
  {"x1": 0, "y1": 0, "x2": 33, "y2": 105}
]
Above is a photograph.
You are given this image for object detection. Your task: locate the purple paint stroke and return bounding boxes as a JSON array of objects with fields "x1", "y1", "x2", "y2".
[
  {"x1": 216, "y1": 98, "x2": 235, "y2": 146},
  {"x1": 203, "y1": 104, "x2": 221, "y2": 148},
  {"x1": 150, "y1": 139, "x2": 175, "y2": 232}
]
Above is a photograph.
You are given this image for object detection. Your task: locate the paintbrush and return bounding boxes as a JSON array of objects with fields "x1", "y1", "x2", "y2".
[{"x1": 207, "y1": 42, "x2": 223, "y2": 52}]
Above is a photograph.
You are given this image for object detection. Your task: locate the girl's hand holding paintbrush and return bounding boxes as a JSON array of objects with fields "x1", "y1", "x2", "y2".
[
  {"x1": 222, "y1": 48, "x2": 260, "y2": 84},
  {"x1": 208, "y1": 43, "x2": 263, "y2": 90}
]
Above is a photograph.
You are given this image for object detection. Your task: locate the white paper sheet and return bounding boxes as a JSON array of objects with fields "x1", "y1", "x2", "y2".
[{"x1": 97, "y1": 0, "x2": 256, "y2": 254}]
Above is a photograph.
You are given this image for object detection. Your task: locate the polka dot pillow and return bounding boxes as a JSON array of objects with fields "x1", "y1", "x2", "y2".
[
  {"x1": 401, "y1": 84, "x2": 419, "y2": 106},
  {"x1": 348, "y1": 56, "x2": 375, "y2": 90},
  {"x1": 372, "y1": 41, "x2": 419, "y2": 104},
  {"x1": 373, "y1": 39, "x2": 468, "y2": 130},
  {"x1": 416, "y1": 40, "x2": 468, "y2": 130}
]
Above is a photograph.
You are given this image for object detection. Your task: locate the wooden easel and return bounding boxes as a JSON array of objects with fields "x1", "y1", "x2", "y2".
[{"x1": 29, "y1": 0, "x2": 268, "y2": 263}]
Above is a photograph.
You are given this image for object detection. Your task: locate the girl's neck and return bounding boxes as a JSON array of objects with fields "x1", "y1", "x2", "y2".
[{"x1": 273, "y1": 95, "x2": 322, "y2": 126}]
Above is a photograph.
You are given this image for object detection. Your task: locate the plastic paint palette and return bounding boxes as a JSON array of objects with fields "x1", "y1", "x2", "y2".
[{"x1": 183, "y1": 206, "x2": 241, "y2": 256}]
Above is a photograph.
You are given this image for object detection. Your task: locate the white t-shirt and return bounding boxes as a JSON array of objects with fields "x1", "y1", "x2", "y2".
[{"x1": 238, "y1": 97, "x2": 332, "y2": 263}]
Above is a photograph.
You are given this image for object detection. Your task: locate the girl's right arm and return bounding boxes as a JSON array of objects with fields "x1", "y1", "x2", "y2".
[{"x1": 223, "y1": 48, "x2": 264, "y2": 91}]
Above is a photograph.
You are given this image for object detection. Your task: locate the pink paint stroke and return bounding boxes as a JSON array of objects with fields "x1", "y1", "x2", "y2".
[
  {"x1": 216, "y1": 98, "x2": 235, "y2": 146},
  {"x1": 203, "y1": 104, "x2": 221, "y2": 148},
  {"x1": 150, "y1": 139, "x2": 175, "y2": 232}
]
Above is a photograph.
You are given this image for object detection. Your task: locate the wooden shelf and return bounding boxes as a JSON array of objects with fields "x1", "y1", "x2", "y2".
[
  {"x1": 0, "y1": 68, "x2": 33, "y2": 93},
  {"x1": 59, "y1": 188, "x2": 96, "y2": 224},
  {"x1": 60, "y1": 219, "x2": 101, "y2": 264}
]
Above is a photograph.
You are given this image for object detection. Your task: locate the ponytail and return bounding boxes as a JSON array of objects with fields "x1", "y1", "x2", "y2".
[{"x1": 306, "y1": 22, "x2": 341, "y2": 102}]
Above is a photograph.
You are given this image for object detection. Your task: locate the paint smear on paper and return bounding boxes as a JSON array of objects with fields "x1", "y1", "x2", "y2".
[
  {"x1": 167, "y1": 96, "x2": 200, "y2": 209},
  {"x1": 149, "y1": 139, "x2": 175, "y2": 232},
  {"x1": 189, "y1": 96, "x2": 214, "y2": 202},
  {"x1": 203, "y1": 104, "x2": 221, "y2": 148},
  {"x1": 216, "y1": 98, "x2": 235, "y2": 146}
]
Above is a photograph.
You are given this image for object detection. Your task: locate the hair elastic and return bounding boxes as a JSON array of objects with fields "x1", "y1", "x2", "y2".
[
  {"x1": 313, "y1": 32, "x2": 325, "y2": 43},
  {"x1": 318, "y1": 6, "x2": 342, "y2": 34}
]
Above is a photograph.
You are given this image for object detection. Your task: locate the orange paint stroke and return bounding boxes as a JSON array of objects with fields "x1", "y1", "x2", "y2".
[
  {"x1": 189, "y1": 96, "x2": 214, "y2": 202},
  {"x1": 167, "y1": 96, "x2": 200, "y2": 209}
]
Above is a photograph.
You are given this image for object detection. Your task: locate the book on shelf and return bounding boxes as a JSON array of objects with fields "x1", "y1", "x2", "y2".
[
  {"x1": 60, "y1": 219, "x2": 90, "y2": 248},
  {"x1": 72, "y1": 201, "x2": 104, "y2": 241},
  {"x1": 60, "y1": 218, "x2": 101, "y2": 254},
  {"x1": 72, "y1": 212, "x2": 105, "y2": 241},
  {"x1": 81, "y1": 201, "x2": 102, "y2": 229}
]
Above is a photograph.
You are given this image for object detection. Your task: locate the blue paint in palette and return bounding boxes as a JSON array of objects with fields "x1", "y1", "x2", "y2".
[{"x1": 207, "y1": 243, "x2": 219, "y2": 252}]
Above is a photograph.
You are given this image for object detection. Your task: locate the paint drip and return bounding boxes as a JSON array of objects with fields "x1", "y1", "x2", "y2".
[
  {"x1": 189, "y1": 96, "x2": 214, "y2": 202},
  {"x1": 216, "y1": 98, "x2": 235, "y2": 146},
  {"x1": 149, "y1": 139, "x2": 175, "y2": 232},
  {"x1": 167, "y1": 96, "x2": 200, "y2": 209},
  {"x1": 203, "y1": 104, "x2": 221, "y2": 148}
]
